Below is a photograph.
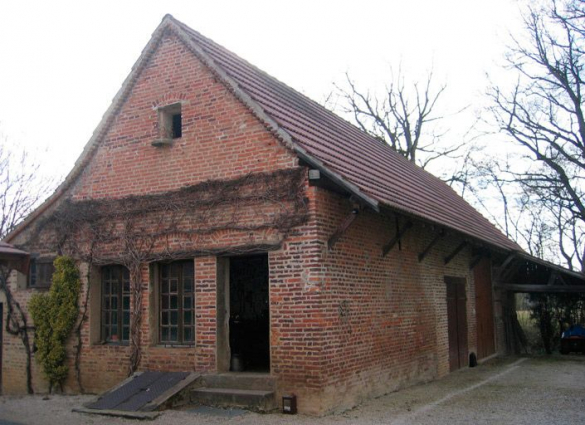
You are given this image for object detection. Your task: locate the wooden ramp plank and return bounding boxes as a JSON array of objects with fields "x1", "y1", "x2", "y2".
[{"x1": 86, "y1": 371, "x2": 197, "y2": 412}]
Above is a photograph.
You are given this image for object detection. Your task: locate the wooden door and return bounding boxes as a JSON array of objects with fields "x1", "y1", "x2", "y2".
[
  {"x1": 446, "y1": 277, "x2": 468, "y2": 371},
  {"x1": 475, "y1": 258, "x2": 495, "y2": 359}
]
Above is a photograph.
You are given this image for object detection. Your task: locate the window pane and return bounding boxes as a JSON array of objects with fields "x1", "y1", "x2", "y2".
[
  {"x1": 102, "y1": 265, "x2": 131, "y2": 343},
  {"x1": 184, "y1": 278, "x2": 193, "y2": 293},
  {"x1": 184, "y1": 327, "x2": 193, "y2": 342},
  {"x1": 183, "y1": 296, "x2": 192, "y2": 309},
  {"x1": 159, "y1": 260, "x2": 195, "y2": 344}
]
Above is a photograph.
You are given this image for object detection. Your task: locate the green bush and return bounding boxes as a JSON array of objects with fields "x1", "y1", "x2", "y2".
[{"x1": 29, "y1": 256, "x2": 81, "y2": 391}]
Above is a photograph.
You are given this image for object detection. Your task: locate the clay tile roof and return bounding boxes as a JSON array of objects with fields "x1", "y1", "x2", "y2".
[{"x1": 174, "y1": 19, "x2": 521, "y2": 252}]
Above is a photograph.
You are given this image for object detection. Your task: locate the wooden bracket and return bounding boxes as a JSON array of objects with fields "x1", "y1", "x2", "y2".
[
  {"x1": 328, "y1": 207, "x2": 360, "y2": 250},
  {"x1": 494, "y1": 252, "x2": 517, "y2": 282},
  {"x1": 382, "y1": 221, "x2": 413, "y2": 257},
  {"x1": 444, "y1": 241, "x2": 468, "y2": 265},
  {"x1": 546, "y1": 270, "x2": 559, "y2": 286},
  {"x1": 468, "y1": 254, "x2": 483, "y2": 270},
  {"x1": 418, "y1": 230, "x2": 444, "y2": 262}
]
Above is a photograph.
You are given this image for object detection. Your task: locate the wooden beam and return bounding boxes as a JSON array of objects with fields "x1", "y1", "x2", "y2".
[
  {"x1": 444, "y1": 241, "x2": 468, "y2": 265},
  {"x1": 468, "y1": 254, "x2": 483, "y2": 270},
  {"x1": 328, "y1": 208, "x2": 360, "y2": 250},
  {"x1": 546, "y1": 270, "x2": 559, "y2": 286},
  {"x1": 496, "y1": 284, "x2": 585, "y2": 293},
  {"x1": 494, "y1": 252, "x2": 517, "y2": 281},
  {"x1": 418, "y1": 230, "x2": 444, "y2": 262},
  {"x1": 381, "y1": 221, "x2": 413, "y2": 257}
]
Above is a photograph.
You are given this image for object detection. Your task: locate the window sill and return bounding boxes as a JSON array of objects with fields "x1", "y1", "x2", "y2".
[
  {"x1": 26, "y1": 286, "x2": 51, "y2": 291},
  {"x1": 151, "y1": 138, "x2": 174, "y2": 147},
  {"x1": 156, "y1": 343, "x2": 195, "y2": 349},
  {"x1": 97, "y1": 341, "x2": 130, "y2": 347}
]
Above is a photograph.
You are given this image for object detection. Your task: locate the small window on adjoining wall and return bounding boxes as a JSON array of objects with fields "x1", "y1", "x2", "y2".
[
  {"x1": 159, "y1": 103, "x2": 182, "y2": 140},
  {"x1": 28, "y1": 258, "x2": 55, "y2": 289}
]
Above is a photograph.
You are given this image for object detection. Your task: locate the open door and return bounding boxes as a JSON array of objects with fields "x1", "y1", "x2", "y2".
[
  {"x1": 445, "y1": 277, "x2": 468, "y2": 371},
  {"x1": 229, "y1": 254, "x2": 270, "y2": 372},
  {"x1": 217, "y1": 254, "x2": 270, "y2": 373}
]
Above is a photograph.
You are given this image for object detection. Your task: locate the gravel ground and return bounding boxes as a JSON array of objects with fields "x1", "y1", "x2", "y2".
[{"x1": 1, "y1": 355, "x2": 584, "y2": 425}]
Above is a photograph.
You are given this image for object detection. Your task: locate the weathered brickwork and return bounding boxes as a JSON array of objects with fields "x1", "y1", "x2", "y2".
[
  {"x1": 0, "y1": 28, "x2": 500, "y2": 416},
  {"x1": 292, "y1": 188, "x2": 484, "y2": 414},
  {"x1": 71, "y1": 31, "x2": 297, "y2": 200}
]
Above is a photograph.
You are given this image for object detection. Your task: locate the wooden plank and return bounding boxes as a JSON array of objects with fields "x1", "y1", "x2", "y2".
[
  {"x1": 72, "y1": 407, "x2": 160, "y2": 420},
  {"x1": 381, "y1": 221, "x2": 413, "y2": 257},
  {"x1": 140, "y1": 373, "x2": 201, "y2": 412},
  {"x1": 444, "y1": 242, "x2": 467, "y2": 265},
  {"x1": 446, "y1": 281, "x2": 459, "y2": 372},
  {"x1": 475, "y1": 258, "x2": 495, "y2": 359},
  {"x1": 496, "y1": 284, "x2": 585, "y2": 293},
  {"x1": 456, "y1": 282, "x2": 468, "y2": 369},
  {"x1": 418, "y1": 230, "x2": 444, "y2": 262}
]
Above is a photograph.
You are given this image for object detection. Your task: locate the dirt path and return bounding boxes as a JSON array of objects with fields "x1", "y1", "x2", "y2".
[{"x1": 1, "y1": 355, "x2": 584, "y2": 424}]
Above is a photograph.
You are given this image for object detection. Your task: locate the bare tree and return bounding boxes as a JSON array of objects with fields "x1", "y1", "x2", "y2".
[
  {"x1": 488, "y1": 0, "x2": 585, "y2": 271},
  {"x1": 0, "y1": 133, "x2": 53, "y2": 239},
  {"x1": 332, "y1": 67, "x2": 466, "y2": 170}
]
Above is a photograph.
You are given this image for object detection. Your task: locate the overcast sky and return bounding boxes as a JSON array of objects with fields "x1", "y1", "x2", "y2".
[{"x1": 0, "y1": 0, "x2": 524, "y2": 183}]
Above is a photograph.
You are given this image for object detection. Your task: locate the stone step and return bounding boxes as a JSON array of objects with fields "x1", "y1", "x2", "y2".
[
  {"x1": 199, "y1": 373, "x2": 276, "y2": 391},
  {"x1": 191, "y1": 387, "x2": 277, "y2": 412}
]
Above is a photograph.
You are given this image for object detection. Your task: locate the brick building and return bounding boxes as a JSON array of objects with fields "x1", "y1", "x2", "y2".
[{"x1": 1, "y1": 15, "x2": 532, "y2": 414}]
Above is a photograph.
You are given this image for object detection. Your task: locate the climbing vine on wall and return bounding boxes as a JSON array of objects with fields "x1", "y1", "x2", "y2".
[
  {"x1": 25, "y1": 168, "x2": 308, "y2": 376},
  {"x1": 0, "y1": 266, "x2": 33, "y2": 394},
  {"x1": 29, "y1": 256, "x2": 81, "y2": 392}
]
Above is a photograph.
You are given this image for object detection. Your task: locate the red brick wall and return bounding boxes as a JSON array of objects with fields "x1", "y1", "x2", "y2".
[
  {"x1": 70, "y1": 30, "x2": 296, "y2": 200},
  {"x1": 285, "y1": 187, "x2": 483, "y2": 414}
]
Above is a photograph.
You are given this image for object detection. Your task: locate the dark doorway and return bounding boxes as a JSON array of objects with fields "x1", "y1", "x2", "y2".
[
  {"x1": 229, "y1": 254, "x2": 270, "y2": 372},
  {"x1": 475, "y1": 258, "x2": 496, "y2": 359},
  {"x1": 445, "y1": 277, "x2": 468, "y2": 371}
]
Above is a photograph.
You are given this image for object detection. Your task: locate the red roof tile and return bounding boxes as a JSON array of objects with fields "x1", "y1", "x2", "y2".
[{"x1": 175, "y1": 20, "x2": 520, "y2": 251}]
